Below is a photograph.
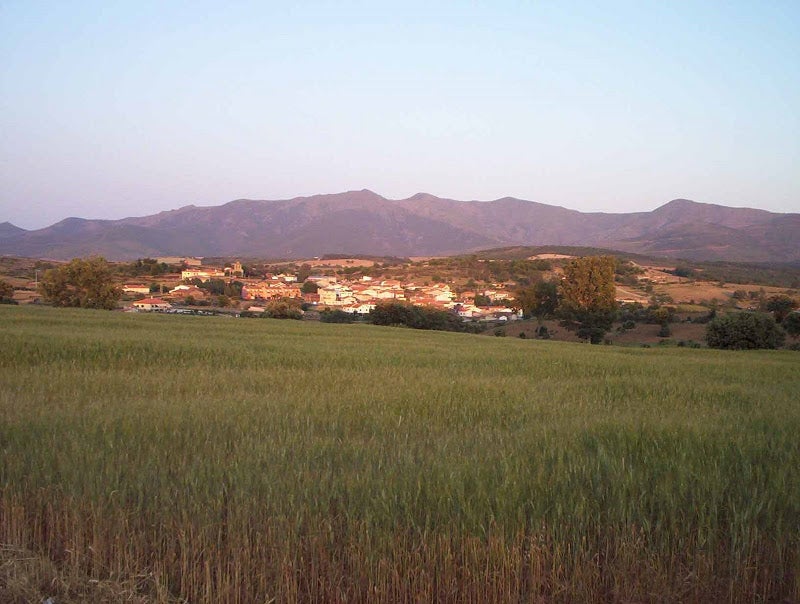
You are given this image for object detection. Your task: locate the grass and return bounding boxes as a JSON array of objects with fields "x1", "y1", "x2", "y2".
[{"x1": 1, "y1": 305, "x2": 799, "y2": 602}]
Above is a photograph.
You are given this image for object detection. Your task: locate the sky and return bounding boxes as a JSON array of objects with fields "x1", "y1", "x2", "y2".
[{"x1": 1, "y1": 1, "x2": 799, "y2": 229}]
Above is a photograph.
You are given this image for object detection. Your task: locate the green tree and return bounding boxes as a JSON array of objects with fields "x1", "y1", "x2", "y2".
[
  {"x1": 514, "y1": 279, "x2": 558, "y2": 318},
  {"x1": 263, "y1": 299, "x2": 303, "y2": 319},
  {"x1": 39, "y1": 257, "x2": 121, "y2": 310},
  {"x1": 706, "y1": 312, "x2": 785, "y2": 350},
  {"x1": 558, "y1": 256, "x2": 617, "y2": 329},
  {"x1": 0, "y1": 279, "x2": 14, "y2": 302},
  {"x1": 122, "y1": 258, "x2": 168, "y2": 277},
  {"x1": 649, "y1": 305, "x2": 675, "y2": 325},
  {"x1": 576, "y1": 326, "x2": 606, "y2": 344},
  {"x1": 783, "y1": 312, "x2": 800, "y2": 338},
  {"x1": 301, "y1": 280, "x2": 319, "y2": 294},
  {"x1": 297, "y1": 263, "x2": 312, "y2": 282},
  {"x1": 200, "y1": 279, "x2": 226, "y2": 296},
  {"x1": 224, "y1": 281, "x2": 244, "y2": 299},
  {"x1": 765, "y1": 295, "x2": 797, "y2": 322}
]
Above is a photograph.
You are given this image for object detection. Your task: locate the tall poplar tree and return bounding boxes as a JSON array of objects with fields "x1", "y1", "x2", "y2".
[{"x1": 558, "y1": 256, "x2": 617, "y2": 329}]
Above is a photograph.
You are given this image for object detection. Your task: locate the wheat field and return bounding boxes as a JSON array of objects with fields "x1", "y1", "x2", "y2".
[{"x1": 1, "y1": 306, "x2": 798, "y2": 602}]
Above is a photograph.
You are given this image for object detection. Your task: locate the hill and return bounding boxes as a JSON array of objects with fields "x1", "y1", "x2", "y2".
[
  {"x1": 0, "y1": 222, "x2": 26, "y2": 239},
  {"x1": 1, "y1": 190, "x2": 797, "y2": 262}
]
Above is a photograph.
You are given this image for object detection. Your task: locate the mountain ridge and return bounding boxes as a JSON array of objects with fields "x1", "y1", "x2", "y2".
[{"x1": 1, "y1": 191, "x2": 797, "y2": 263}]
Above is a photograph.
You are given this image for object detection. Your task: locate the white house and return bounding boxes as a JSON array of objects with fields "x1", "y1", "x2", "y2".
[
  {"x1": 343, "y1": 303, "x2": 376, "y2": 315},
  {"x1": 132, "y1": 298, "x2": 172, "y2": 311}
]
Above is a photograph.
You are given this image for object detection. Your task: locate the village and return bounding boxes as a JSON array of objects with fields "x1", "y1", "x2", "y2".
[{"x1": 123, "y1": 258, "x2": 525, "y2": 322}]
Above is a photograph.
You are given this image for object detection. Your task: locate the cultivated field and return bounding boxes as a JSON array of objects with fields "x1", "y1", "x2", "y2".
[{"x1": 1, "y1": 306, "x2": 798, "y2": 603}]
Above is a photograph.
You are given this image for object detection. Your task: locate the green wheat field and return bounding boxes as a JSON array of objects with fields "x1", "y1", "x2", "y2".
[{"x1": 1, "y1": 306, "x2": 798, "y2": 603}]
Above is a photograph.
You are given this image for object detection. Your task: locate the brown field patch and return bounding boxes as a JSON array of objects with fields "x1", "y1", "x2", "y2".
[
  {"x1": 655, "y1": 281, "x2": 793, "y2": 305},
  {"x1": 307, "y1": 258, "x2": 376, "y2": 268}
]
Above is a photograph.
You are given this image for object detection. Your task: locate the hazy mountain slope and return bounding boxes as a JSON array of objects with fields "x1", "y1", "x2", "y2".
[
  {"x1": 0, "y1": 222, "x2": 26, "y2": 240},
  {"x1": 0, "y1": 191, "x2": 797, "y2": 262}
]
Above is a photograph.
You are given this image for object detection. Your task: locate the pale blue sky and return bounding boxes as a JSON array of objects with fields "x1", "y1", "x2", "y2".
[{"x1": 1, "y1": 1, "x2": 798, "y2": 229}]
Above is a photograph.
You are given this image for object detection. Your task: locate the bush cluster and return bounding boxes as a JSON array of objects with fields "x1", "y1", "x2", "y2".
[
  {"x1": 369, "y1": 301, "x2": 466, "y2": 332},
  {"x1": 320, "y1": 309, "x2": 358, "y2": 323},
  {"x1": 706, "y1": 312, "x2": 785, "y2": 350}
]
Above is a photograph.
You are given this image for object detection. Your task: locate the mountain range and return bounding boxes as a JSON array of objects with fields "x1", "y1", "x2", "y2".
[{"x1": 1, "y1": 190, "x2": 798, "y2": 263}]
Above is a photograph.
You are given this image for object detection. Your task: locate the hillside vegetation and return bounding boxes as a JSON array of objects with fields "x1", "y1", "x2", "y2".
[{"x1": 1, "y1": 306, "x2": 798, "y2": 602}]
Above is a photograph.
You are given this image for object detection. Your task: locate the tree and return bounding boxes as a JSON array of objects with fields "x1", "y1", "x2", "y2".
[
  {"x1": 783, "y1": 312, "x2": 800, "y2": 338},
  {"x1": 706, "y1": 312, "x2": 785, "y2": 350},
  {"x1": 121, "y1": 258, "x2": 168, "y2": 277},
  {"x1": 224, "y1": 281, "x2": 244, "y2": 299},
  {"x1": 369, "y1": 301, "x2": 464, "y2": 332},
  {"x1": 576, "y1": 326, "x2": 606, "y2": 344},
  {"x1": 0, "y1": 279, "x2": 14, "y2": 303},
  {"x1": 200, "y1": 279, "x2": 226, "y2": 296},
  {"x1": 301, "y1": 280, "x2": 319, "y2": 294},
  {"x1": 263, "y1": 299, "x2": 303, "y2": 320},
  {"x1": 297, "y1": 263, "x2": 312, "y2": 283},
  {"x1": 558, "y1": 256, "x2": 617, "y2": 329},
  {"x1": 765, "y1": 295, "x2": 797, "y2": 323},
  {"x1": 514, "y1": 279, "x2": 558, "y2": 318},
  {"x1": 39, "y1": 257, "x2": 121, "y2": 310}
]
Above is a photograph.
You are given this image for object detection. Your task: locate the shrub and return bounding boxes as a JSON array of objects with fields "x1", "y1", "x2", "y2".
[
  {"x1": 782, "y1": 312, "x2": 800, "y2": 337},
  {"x1": 263, "y1": 300, "x2": 303, "y2": 320},
  {"x1": 576, "y1": 327, "x2": 606, "y2": 344},
  {"x1": 706, "y1": 312, "x2": 785, "y2": 350},
  {"x1": 320, "y1": 309, "x2": 356, "y2": 323},
  {"x1": 369, "y1": 302, "x2": 464, "y2": 332},
  {"x1": 693, "y1": 309, "x2": 716, "y2": 324}
]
